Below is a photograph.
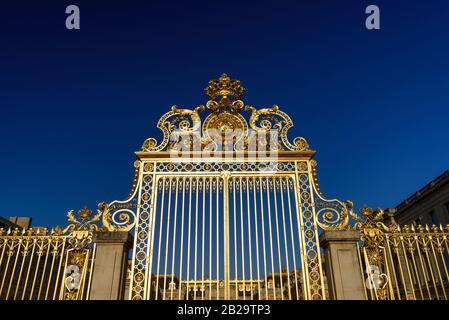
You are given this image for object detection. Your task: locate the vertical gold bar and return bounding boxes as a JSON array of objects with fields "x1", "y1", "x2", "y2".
[
  {"x1": 362, "y1": 247, "x2": 379, "y2": 300},
  {"x1": 6, "y1": 238, "x2": 22, "y2": 299},
  {"x1": 245, "y1": 177, "x2": 253, "y2": 300},
  {"x1": 428, "y1": 231, "x2": 446, "y2": 299},
  {"x1": 407, "y1": 234, "x2": 424, "y2": 299},
  {"x1": 233, "y1": 177, "x2": 238, "y2": 300},
  {"x1": 170, "y1": 177, "x2": 179, "y2": 300},
  {"x1": 382, "y1": 238, "x2": 396, "y2": 299},
  {"x1": 85, "y1": 244, "x2": 96, "y2": 299},
  {"x1": 44, "y1": 239, "x2": 59, "y2": 300},
  {"x1": 252, "y1": 177, "x2": 262, "y2": 300},
  {"x1": 178, "y1": 177, "x2": 186, "y2": 300},
  {"x1": 386, "y1": 236, "x2": 403, "y2": 299},
  {"x1": 155, "y1": 177, "x2": 166, "y2": 300},
  {"x1": 209, "y1": 177, "x2": 212, "y2": 300},
  {"x1": 279, "y1": 177, "x2": 292, "y2": 300},
  {"x1": 194, "y1": 177, "x2": 199, "y2": 300},
  {"x1": 201, "y1": 178, "x2": 206, "y2": 300},
  {"x1": 0, "y1": 236, "x2": 7, "y2": 268},
  {"x1": 52, "y1": 239, "x2": 66, "y2": 300},
  {"x1": 436, "y1": 235, "x2": 449, "y2": 299},
  {"x1": 286, "y1": 178, "x2": 300, "y2": 300},
  {"x1": 78, "y1": 249, "x2": 91, "y2": 300},
  {"x1": 415, "y1": 234, "x2": 432, "y2": 299},
  {"x1": 357, "y1": 243, "x2": 368, "y2": 300},
  {"x1": 30, "y1": 240, "x2": 47, "y2": 299},
  {"x1": 216, "y1": 177, "x2": 219, "y2": 300},
  {"x1": 22, "y1": 238, "x2": 37, "y2": 300},
  {"x1": 58, "y1": 247, "x2": 72, "y2": 300},
  {"x1": 163, "y1": 177, "x2": 173, "y2": 300},
  {"x1": 223, "y1": 173, "x2": 230, "y2": 300},
  {"x1": 36, "y1": 238, "x2": 51, "y2": 300},
  {"x1": 239, "y1": 177, "x2": 246, "y2": 300},
  {"x1": 0, "y1": 236, "x2": 7, "y2": 296},
  {"x1": 259, "y1": 177, "x2": 268, "y2": 300},
  {"x1": 422, "y1": 233, "x2": 439, "y2": 299},
  {"x1": 272, "y1": 178, "x2": 284, "y2": 300},
  {"x1": 398, "y1": 236, "x2": 417, "y2": 300},
  {"x1": 13, "y1": 237, "x2": 31, "y2": 300},
  {"x1": 186, "y1": 177, "x2": 192, "y2": 300},
  {"x1": 0, "y1": 238, "x2": 14, "y2": 296},
  {"x1": 266, "y1": 177, "x2": 276, "y2": 300}
]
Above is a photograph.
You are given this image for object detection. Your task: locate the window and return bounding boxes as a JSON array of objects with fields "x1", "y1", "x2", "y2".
[{"x1": 429, "y1": 211, "x2": 439, "y2": 225}]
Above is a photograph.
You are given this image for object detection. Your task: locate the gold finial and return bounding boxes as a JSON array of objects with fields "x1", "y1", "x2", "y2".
[{"x1": 204, "y1": 73, "x2": 245, "y2": 101}]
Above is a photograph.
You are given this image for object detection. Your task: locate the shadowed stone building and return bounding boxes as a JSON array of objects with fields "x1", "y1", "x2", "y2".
[{"x1": 386, "y1": 169, "x2": 449, "y2": 226}]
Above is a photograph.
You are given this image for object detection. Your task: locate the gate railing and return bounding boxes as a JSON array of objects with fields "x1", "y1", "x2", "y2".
[
  {"x1": 357, "y1": 207, "x2": 449, "y2": 300},
  {"x1": 0, "y1": 208, "x2": 98, "y2": 300}
]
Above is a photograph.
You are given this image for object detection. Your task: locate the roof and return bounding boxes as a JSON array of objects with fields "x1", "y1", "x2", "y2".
[
  {"x1": 0, "y1": 216, "x2": 21, "y2": 229},
  {"x1": 395, "y1": 169, "x2": 449, "y2": 213}
]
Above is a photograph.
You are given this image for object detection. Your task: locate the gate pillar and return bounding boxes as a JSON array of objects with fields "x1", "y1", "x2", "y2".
[
  {"x1": 319, "y1": 230, "x2": 366, "y2": 300},
  {"x1": 90, "y1": 231, "x2": 132, "y2": 300}
]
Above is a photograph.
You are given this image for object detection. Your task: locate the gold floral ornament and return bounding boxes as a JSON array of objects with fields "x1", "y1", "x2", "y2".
[
  {"x1": 66, "y1": 206, "x2": 101, "y2": 232},
  {"x1": 65, "y1": 206, "x2": 100, "y2": 250},
  {"x1": 139, "y1": 74, "x2": 311, "y2": 153}
]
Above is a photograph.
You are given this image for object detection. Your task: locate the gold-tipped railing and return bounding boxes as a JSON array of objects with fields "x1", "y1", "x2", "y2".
[
  {"x1": 0, "y1": 208, "x2": 98, "y2": 300},
  {"x1": 357, "y1": 207, "x2": 449, "y2": 300}
]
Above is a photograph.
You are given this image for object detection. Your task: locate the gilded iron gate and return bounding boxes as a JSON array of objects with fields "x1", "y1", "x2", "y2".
[
  {"x1": 146, "y1": 171, "x2": 308, "y2": 300},
  {"x1": 0, "y1": 215, "x2": 96, "y2": 300},
  {"x1": 3, "y1": 74, "x2": 447, "y2": 301},
  {"x1": 98, "y1": 74, "x2": 357, "y2": 300}
]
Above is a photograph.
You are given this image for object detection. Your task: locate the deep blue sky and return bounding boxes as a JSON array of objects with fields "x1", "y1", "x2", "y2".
[{"x1": 1, "y1": 0, "x2": 448, "y2": 228}]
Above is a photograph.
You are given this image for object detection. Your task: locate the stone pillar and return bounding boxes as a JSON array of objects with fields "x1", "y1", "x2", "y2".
[
  {"x1": 319, "y1": 230, "x2": 366, "y2": 300},
  {"x1": 89, "y1": 231, "x2": 132, "y2": 300}
]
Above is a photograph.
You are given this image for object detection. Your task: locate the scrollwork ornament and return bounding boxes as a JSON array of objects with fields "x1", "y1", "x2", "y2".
[
  {"x1": 141, "y1": 105, "x2": 204, "y2": 152},
  {"x1": 99, "y1": 201, "x2": 137, "y2": 232},
  {"x1": 245, "y1": 105, "x2": 309, "y2": 151}
]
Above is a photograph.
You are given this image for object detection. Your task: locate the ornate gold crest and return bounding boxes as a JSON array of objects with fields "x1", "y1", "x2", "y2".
[{"x1": 141, "y1": 74, "x2": 310, "y2": 152}]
